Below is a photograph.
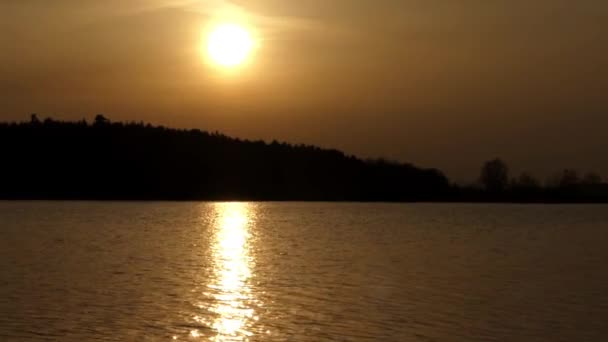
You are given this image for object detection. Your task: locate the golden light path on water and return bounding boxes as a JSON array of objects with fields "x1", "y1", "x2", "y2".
[{"x1": 191, "y1": 203, "x2": 259, "y2": 341}]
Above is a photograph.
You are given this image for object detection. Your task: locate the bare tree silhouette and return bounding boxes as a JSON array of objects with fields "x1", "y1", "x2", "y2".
[{"x1": 480, "y1": 159, "x2": 509, "y2": 194}]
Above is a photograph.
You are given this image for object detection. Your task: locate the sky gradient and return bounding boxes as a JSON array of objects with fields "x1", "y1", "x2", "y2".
[{"x1": 1, "y1": 1, "x2": 607, "y2": 180}]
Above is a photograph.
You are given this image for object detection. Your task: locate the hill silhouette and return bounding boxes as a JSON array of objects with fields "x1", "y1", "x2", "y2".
[
  {"x1": 2, "y1": 115, "x2": 607, "y2": 202},
  {"x1": 0, "y1": 115, "x2": 451, "y2": 201}
]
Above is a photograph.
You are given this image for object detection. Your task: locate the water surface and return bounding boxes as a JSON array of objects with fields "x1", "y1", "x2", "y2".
[{"x1": 1, "y1": 202, "x2": 607, "y2": 341}]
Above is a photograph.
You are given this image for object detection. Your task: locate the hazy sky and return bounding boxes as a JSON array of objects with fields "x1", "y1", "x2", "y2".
[{"x1": 1, "y1": 1, "x2": 607, "y2": 180}]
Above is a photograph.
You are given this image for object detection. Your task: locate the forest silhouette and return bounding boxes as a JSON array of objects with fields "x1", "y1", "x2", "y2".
[{"x1": 1, "y1": 115, "x2": 607, "y2": 202}]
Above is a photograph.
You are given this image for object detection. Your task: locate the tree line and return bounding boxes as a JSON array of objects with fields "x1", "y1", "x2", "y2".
[
  {"x1": 455, "y1": 158, "x2": 608, "y2": 202},
  {"x1": 0, "y1": 115, "x2": 606, "y2": 202},
  {"x1": 0, "y1": 115, "x2": 449, "y2": 201}
]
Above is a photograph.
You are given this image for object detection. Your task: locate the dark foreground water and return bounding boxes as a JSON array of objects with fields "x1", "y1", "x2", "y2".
[{"x1": 1, "y1": 202, "x2": 608, "y2": 341}]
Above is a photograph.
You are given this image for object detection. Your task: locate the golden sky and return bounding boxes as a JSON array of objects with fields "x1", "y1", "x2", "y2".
[{"x1": 1, "y1": 1, "x2": 607, "y2": 179}]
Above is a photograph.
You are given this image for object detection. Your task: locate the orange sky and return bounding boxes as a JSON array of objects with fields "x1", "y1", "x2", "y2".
[{"x1": 1, "y1": 1, "x2": 607, "y2": 180}]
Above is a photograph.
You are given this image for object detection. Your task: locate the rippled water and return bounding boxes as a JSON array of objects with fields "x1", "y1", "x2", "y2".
[{"x1": 1, "y1": 202, "x2": 608, "y2": 341}]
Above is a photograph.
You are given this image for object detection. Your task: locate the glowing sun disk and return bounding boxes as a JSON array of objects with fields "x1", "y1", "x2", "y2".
[{"x1": 206, "y1": 23, "x2": 254, "y2": 68}]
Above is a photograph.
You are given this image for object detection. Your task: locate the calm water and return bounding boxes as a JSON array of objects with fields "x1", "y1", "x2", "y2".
[{"x1": 1, "y1": 202, "x2": 608, "y2": 341}]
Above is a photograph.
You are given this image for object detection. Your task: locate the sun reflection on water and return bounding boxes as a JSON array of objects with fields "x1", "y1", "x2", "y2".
[{"x1": 194, "y1": 202, "x2": 258, "y2": 341}]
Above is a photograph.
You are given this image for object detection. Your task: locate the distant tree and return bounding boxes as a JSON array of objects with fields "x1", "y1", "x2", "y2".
[
  {"x1": 30, "y1": 113, "x2": 40, "y2": 125},
  {"x1": 94, "y1": 114, "x2": 110, "y2": 127},
  {"x1": 582, "y1": 172, "x2": 602, "y2": 185},
  {"x1": 480, "y1": 158, "x2": 509, "y2": 193},
  {"x1": 513, "y1": 172, "x2": 540, "y2": 189},
  {"x1": 509, "y1": 171, "x2": 542, "y2": 200},
  {"x1": 559, "y1": 169, "x2": 580, "y2": 189}
]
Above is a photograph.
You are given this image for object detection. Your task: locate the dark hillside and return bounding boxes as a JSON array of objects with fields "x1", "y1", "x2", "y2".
[{"x1": 0, "y1": 116, "x2": 450, "y2": 201}]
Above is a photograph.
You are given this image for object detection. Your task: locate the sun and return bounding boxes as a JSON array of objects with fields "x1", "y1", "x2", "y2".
[{"x1": 206, "y1": 23, "x2": 255, "y2": 68}]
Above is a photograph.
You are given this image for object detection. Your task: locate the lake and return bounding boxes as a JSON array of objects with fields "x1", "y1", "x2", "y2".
[{"x1": 1, "y1": 202, "x2": 607, "y2": 341}]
